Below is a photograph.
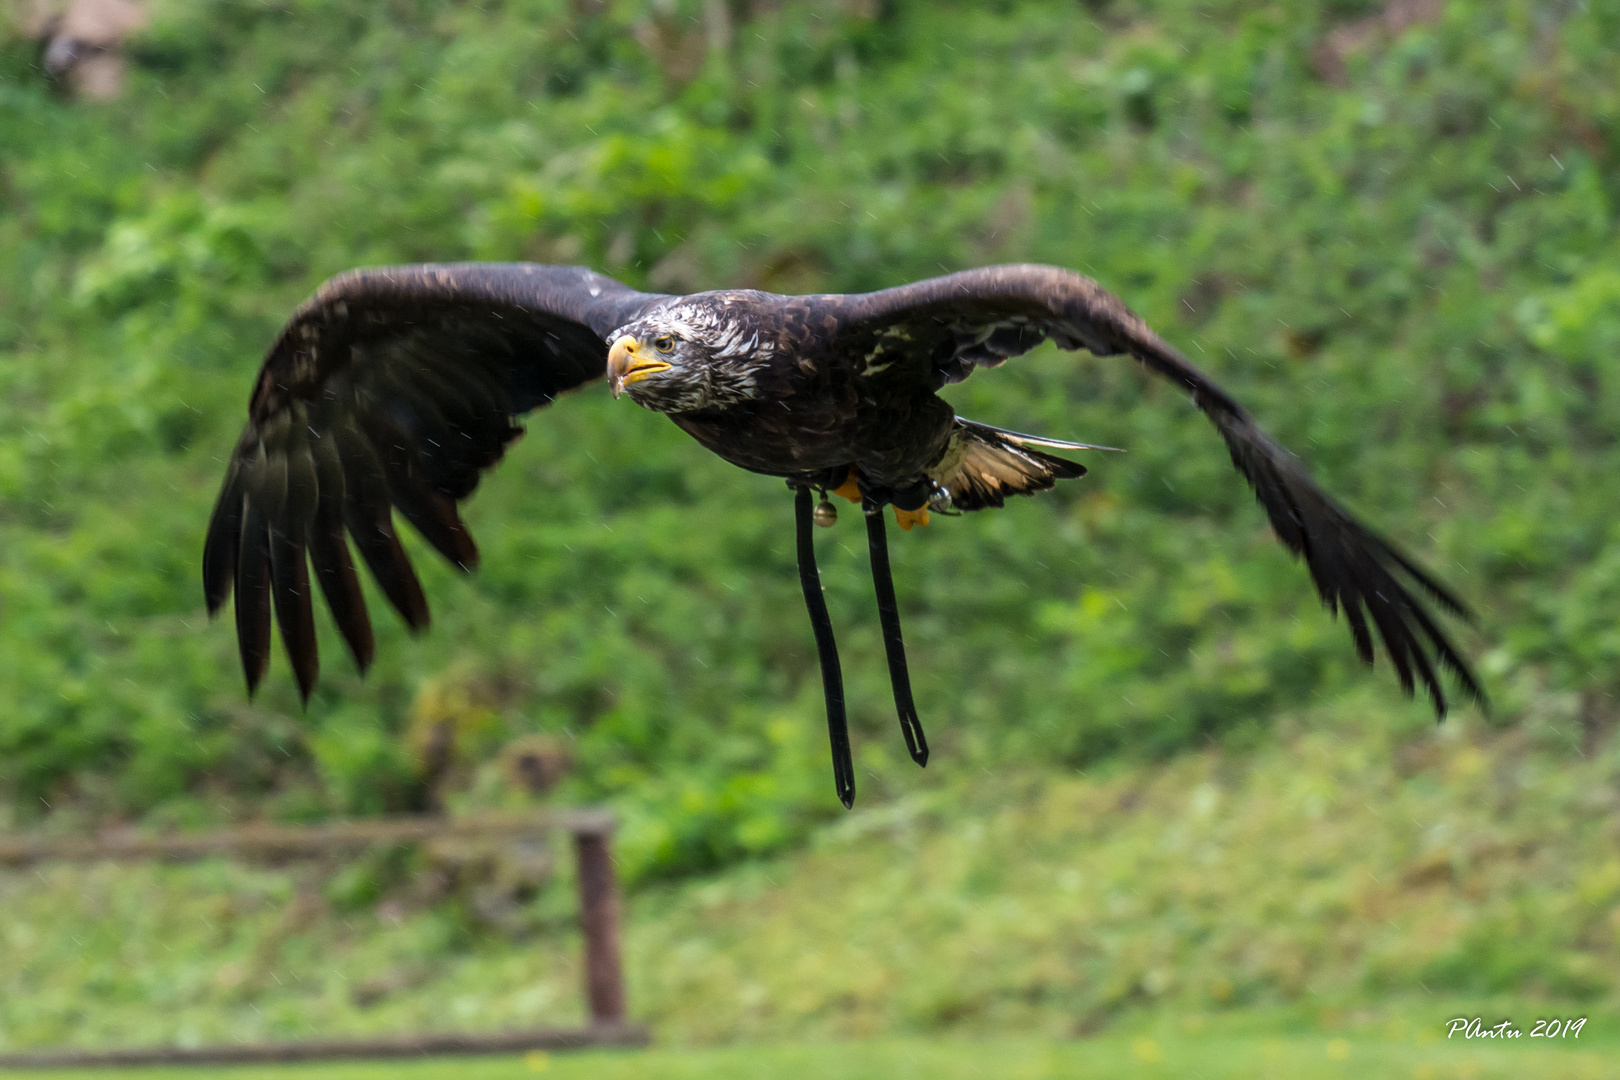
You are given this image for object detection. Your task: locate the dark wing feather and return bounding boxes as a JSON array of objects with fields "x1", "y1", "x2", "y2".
[
  {"x1": 203, "y1": 263, "x2": 666, "y2": 699},
  {"x1": 828, "y1": 264, "x2": 1483, "y2": 717}
]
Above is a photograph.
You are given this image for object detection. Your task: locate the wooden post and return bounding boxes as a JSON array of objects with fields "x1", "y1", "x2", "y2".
[
  {"x1": 573, "y1": 828, "x2": 626, "y2": 1025},
  {"x1": 0, "y1": 809, "x2": 647, "y2": 1062}
]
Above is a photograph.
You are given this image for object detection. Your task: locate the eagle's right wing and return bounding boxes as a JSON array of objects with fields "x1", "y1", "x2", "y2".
[
  {"x1": 822, "y1": 264, "x2": 1483, "y2": 717},
  {"x1": 202, "y1": 263, "x2": 667, "y2": 699}
]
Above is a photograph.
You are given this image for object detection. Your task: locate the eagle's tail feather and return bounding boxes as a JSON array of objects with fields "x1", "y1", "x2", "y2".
[{"x1": 929, "y1": 418, "x2": 1098, "y2": 511}]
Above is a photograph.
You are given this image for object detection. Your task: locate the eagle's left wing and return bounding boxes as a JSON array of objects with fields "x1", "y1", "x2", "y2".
[
  {"x1": 823, "y1": 264, "x2": 1483, "y2": 717},
  {"x1": 203, "y1": 263, "x2": 667, "y2": 700}
]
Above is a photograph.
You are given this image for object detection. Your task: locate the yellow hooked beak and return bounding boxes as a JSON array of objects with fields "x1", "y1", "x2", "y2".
[{"x1": 607, "y1": 335, "x2": 672, "y2": 398}]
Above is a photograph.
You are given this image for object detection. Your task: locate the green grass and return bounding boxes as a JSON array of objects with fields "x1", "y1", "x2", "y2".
[
  {"x1": 4, "y1": 1033, "x2": 1618, "y2": 1080},
  {"x1": 5, "y1": 719, "x2": 1618, "y2": 1052}
]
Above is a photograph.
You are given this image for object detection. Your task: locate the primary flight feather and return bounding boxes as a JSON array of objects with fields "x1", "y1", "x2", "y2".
[{"x1": 203, "y1": 262, "x2": 1483, "y2": 807}]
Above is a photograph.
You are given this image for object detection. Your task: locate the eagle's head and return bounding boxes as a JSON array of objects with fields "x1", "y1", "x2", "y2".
[{"x1": 607, "y1": 298, "x2": 771, "y2": 413}]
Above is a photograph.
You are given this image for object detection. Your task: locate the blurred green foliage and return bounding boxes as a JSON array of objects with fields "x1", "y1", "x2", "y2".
[{"x1": 1, "y1": 0, "x2": 1619, "y2": 884}]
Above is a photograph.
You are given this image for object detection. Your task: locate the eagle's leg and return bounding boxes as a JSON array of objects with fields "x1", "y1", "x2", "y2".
[
  {"x1": 795, "y1": 485, "x2": 854, "y2": 809},
  {"x1": 864, "y1": 499, "x2": 929, "y2": 767}
]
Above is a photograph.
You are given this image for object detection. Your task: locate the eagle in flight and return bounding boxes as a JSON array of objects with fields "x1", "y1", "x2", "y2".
[{"x1": 203, "y1": 263, "x2": 1483, "y2": 807}]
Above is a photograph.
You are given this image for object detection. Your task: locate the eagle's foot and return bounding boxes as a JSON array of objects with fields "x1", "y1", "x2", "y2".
[
  {"x1": 830, "y1": 467, "x2": 862, "y2": 504},
  {"x1": 894, "y1": 506, "x2": 930, "y2": 531}
]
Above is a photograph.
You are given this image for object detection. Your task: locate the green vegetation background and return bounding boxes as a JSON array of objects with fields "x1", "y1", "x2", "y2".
[{"x1": 3, "y1": 0, "x2": 1620, "y2": 1060}]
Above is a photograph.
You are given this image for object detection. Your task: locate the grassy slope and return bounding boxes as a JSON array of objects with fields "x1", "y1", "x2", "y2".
[
  {"x1": 2, "y1": 0, "x2": 1619, "y2": 877},
  {"x1": 4, "y1": 715, "x2": 1618, "y2": 1052}
]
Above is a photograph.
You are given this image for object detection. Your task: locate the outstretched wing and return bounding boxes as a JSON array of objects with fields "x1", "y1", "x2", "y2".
[
  {"x1": 826, "y1": 264, "x2": 1483, "y2": 717},
  {"x1": 202, "y1": 263, "x2": 667, "y2": 699}
]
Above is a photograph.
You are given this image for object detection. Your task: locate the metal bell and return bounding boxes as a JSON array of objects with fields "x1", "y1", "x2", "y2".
[{"x1": 813, "y1": 500, "x2": 838, "y2": 528}]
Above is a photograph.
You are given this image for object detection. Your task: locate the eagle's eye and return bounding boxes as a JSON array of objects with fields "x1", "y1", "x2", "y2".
[{"x1": 654, "y1": 335, "x2": 675, "y2": 354}]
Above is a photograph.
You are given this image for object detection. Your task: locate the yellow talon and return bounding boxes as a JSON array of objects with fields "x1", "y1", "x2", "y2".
[
  {"x1": 894, "y1": 506, "x2": 930, "y2": 531},
  {"x1": 830, "y1": 467, "x2": 863, "y2": 503}
]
